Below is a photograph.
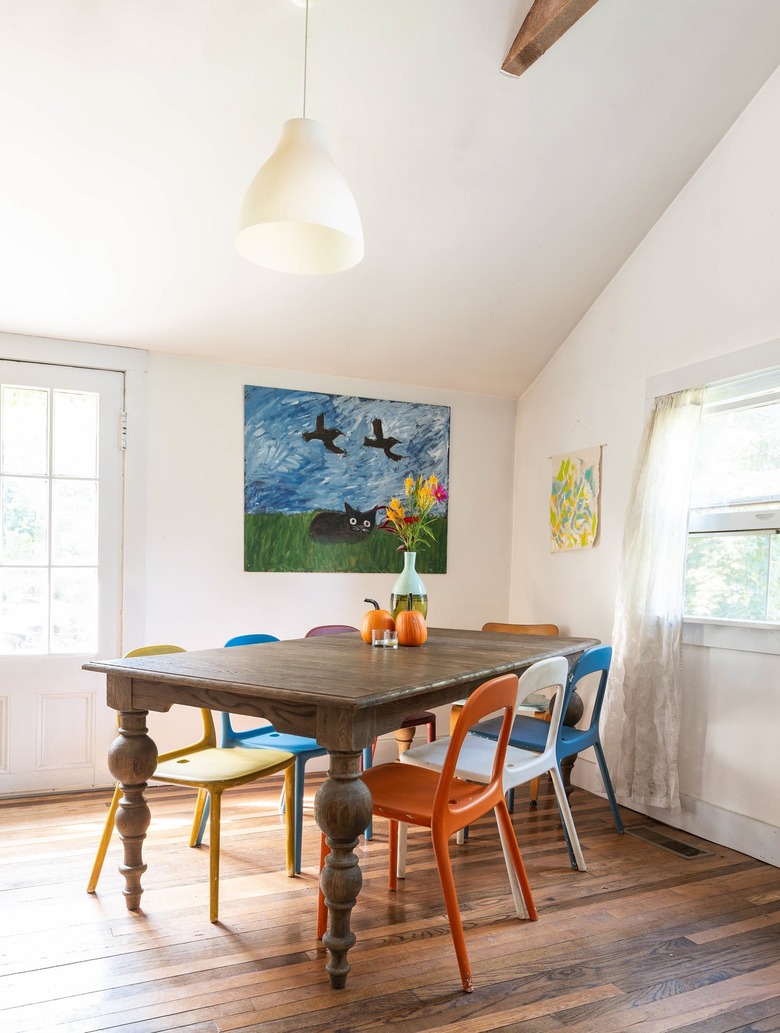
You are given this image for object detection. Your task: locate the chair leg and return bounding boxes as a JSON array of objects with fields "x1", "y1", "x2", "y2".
[
  {"x1": 494, "y1": 806, "x2": 526, "y2": 918},
  {"x1": 195, "y1": 791, "x2": 210, "y2": 846},
  {"x1": 86, "y1": 783, "x2": 121, "y2": 893},
  {"x1": 283, "y1": 765, "x2": 296, "y2": 877},
  {"x1": 293, "y1": 756, "x2": 306, "y2": 874},
  {"x1": 593, "y1": 742, "x2": 625, "y2": 834},
  {"x1": 550, "y1": 766, "x2": 587, "y2": 871},
  {"x1": 388, "y1": 819, "x2": 399, "y2": 891},
  {"x1": 449, "y1": 703, "x2": 463, "y2": 736},
  {"x1": 208, "y1": 790, "x2": 222, "y2": 923},
  {"x1": 190, "y1": 788, "x2": 208, "y2": 847},
  {"x1": 528, "y1": 776, "x2": 540, "y2": 807},
  {"x1": 316, "y1": 834, "x2": 329, "y2": 939},
  {"x1": 431, "y1": 826, "x2": 473, "y2": 993},
  {"x1": 494, "y1": 799, "x2": 538, "y2": 921},
  {"x1": 362, "y1": 744, "x2": 374, "y2": 841},
  {"x1": 397, "y1": 822, "x2": 407, "y2": 879}
]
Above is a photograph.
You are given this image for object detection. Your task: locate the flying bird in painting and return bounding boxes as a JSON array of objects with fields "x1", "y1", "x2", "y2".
[
  {"x1": 302, "y1": 413, "x2": 346, "y2": 455},
  {"x1": 363, "y1": 418, "x2": 404, "y2": 461}
]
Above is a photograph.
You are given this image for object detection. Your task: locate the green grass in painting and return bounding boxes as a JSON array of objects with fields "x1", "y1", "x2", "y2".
[{"x1": 245, "y1": 513, "x2": 448, "y2": 574}]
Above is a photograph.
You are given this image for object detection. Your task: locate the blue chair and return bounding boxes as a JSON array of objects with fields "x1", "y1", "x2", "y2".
[
  {"x1": 195, "y1": 633, "x2": 328, "y2": 875},
  {"x1": 475, "y1": 645, "x2": 624, "y2": 841}
]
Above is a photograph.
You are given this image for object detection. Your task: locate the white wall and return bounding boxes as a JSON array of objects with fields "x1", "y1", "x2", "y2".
[
  {"x1": 142, "y1": 354, "x2": 518, "y2": 759},
  {"x1": 510, "y1": 68, "x2": 780, "y2": 865},
  {"x1": 143, "y1": 354, "x2": 517, "y2": 644}
]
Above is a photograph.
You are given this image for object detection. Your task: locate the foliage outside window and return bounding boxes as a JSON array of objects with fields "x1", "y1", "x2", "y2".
[{"x1": 684, "y1": 371, "x2": 780, "y2": 624}]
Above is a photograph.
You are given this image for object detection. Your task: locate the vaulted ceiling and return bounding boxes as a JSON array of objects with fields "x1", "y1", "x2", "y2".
[{"x1": 2, "y1": 1, "x2": 780, "y2": 398}]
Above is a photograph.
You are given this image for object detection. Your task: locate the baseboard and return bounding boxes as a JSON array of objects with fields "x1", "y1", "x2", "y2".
[{"x1": 572, "y1": 756, "x2": 779, "y2": 868}]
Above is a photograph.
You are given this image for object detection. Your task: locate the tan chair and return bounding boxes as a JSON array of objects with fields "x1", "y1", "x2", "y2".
[
  {"x1": 481, "y1": 622, "x2": 559, "y2": 637},
  {"x1": 87, "y1": 645, "x2": 296, "y2": 922}
]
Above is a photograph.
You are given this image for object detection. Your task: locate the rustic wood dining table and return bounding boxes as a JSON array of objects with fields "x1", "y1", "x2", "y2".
[{"x1": 84, "y1": 627, "x2": 597, "y2": 989}]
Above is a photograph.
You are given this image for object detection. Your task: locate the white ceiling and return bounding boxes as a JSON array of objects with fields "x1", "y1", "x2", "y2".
[{"x1": 2, "y1": 0, "x2": 780, "y2": 398}]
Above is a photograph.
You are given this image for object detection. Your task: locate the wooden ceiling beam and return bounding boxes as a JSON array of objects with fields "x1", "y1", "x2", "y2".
[{"x1": 502, "y1": 0, "x2": 600, "y2": 77}]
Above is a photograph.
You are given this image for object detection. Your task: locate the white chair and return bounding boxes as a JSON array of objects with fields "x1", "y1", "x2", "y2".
[{"x1": 398, "y1": 656, "x2": 585, "y2": 905}]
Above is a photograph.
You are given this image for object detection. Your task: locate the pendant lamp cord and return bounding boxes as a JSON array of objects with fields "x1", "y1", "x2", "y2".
[{"x1": 302, "y1": 0, "x2": 309, "y2": 119}]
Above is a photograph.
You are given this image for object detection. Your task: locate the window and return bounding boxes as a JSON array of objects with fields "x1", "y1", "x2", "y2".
[
  {"x1": 0, "y1": 383, "x2": 100, "y2": 654},
  {"x1": 684, "y1": 369, "x2": 780, "y2": 624}
]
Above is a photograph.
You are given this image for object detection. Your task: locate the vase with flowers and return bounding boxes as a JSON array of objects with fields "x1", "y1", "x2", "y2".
[{"x1": 382, "y1": 474, "x2": 448, "y2": 620}]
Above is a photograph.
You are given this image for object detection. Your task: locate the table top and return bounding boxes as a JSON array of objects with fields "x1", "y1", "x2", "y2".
[{"x1": 85, "y1": 629, "x2": 598, "y2": 750}]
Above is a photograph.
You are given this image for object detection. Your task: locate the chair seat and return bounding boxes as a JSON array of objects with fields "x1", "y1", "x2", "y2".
[
  {"x1": 155, "y1": 746, "x2": 293, "y2": 784},
  {"x1": 363, "y1": 764, "x2": 488, "y2": 827},
  {"x1": 400, "y1": 732, "x2": 554, "y2": 789},
  {"x1": 230, "y1": 726, "x2": 323, "y2": 755},
  {"x1": 478, "y1": 714, "x2": 596, "y2": 755}
]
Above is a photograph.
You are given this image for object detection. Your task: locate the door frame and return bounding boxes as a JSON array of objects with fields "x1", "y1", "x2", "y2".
[{"x1": 0, "y1": 332, "x2": 148, "y2": 787}]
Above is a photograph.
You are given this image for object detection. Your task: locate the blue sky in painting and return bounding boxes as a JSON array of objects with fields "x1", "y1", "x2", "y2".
[{"x1": 244, "y1": 386, "x2": 451, "y2": 515}]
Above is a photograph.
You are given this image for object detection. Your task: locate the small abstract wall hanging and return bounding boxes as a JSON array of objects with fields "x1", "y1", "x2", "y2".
[
  {"x1": 550, "y1": 446, "x2": 601, "y2": 552},
  {"x1": 244, "y1": 385, "x2": 450, "y2": 573}
]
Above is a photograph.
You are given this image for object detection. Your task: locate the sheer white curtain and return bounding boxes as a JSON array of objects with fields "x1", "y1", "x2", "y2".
[{"x1": 603, "y1": 386, "x2": 706, "y2": 812}]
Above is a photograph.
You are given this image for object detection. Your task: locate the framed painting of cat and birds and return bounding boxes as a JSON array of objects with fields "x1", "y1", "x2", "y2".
[{"x1": 244, "y1": 384, "x2": 450, "y2": 573}]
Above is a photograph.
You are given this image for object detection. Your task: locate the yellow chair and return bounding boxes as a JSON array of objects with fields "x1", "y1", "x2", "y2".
[{"x1": 87, "y1": 645, "x2": 296, "y2": 922}]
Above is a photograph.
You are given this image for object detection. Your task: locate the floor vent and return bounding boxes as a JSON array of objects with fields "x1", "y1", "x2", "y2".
[{"x1": 626, "y1": 825, "x2": 713, "y2": 858}]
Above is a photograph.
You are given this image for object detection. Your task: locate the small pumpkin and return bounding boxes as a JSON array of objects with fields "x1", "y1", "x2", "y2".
[
  {"x1": 396, "y1": 593, "x2": 428, "y2": 647},
  {"x1": 360, "y1": 598, "x2": 395, "y2": 644}
]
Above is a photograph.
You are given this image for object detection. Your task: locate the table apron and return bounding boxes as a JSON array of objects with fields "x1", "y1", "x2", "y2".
[{"x1": 105, "y1": 671, "x2": 513, "y2": 752}]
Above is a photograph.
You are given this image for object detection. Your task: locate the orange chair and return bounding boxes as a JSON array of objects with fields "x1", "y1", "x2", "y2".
[{"x1": 317, "y1": 672, "x2": 537, "y2": 993}]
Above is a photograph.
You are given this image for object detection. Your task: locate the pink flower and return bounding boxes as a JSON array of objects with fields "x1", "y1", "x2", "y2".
[{"x1": 432, "y1": 484, "x2": 448, "y2": 502}]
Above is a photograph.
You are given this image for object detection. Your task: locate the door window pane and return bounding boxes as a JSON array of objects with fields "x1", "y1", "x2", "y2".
[
  {"x1": 51, "y1": 568, "x2": 98, "y2": 653},
  {"x1": 53, "y1": 390, "x2": 99, "y2": 477},
  {"x1": 1, "y1": 476, "x2": 49, "y2": 564},
  {"x1": 52, "y1": 481, "x2": 98, "y2": 565},
  {"x1": 1, "y1": 567, "x2": 48, "y2": 653},
  {"x1": 1, "y1": 386, "x2": 48, "y2": 475}
]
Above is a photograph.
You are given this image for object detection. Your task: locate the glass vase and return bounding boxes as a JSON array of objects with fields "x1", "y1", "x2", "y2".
[{"x1": 390, "y1": 551, "x2": 428, "y2": 620}]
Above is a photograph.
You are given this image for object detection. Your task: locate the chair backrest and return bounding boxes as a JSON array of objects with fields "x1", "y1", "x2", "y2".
[
  {"x1": 512, "y1": 656, "x2": 570, "y2": 760},
  {"x1": 125, "y1": 644, "x2": 186, "y2": 657},
  {"x1": 434, "y1": 672, "x2": 519, "y2": 830},
  {"x1": 123, "y1": 645, "x2": 217, "y2": 753},
  {"x1": 481, "y1": 622, "x2": 559, "y2": 636},
  {"x1": 221, "y1": 635, "x2": 279, "y2": 745},
  {"x1": 224, "y1": 633, "x2": 279, "y2": 647},
  {"x1": 562, "y1": 644, "x2": 612, "y2": 735},
  {"x1": 305, "y1": 625, "x2": 359, "y2": 637}
]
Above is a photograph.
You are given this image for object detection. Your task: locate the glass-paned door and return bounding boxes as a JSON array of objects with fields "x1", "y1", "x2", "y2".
[{"x1": 0, "y1": 361, "x2": 123, "y2": 795}]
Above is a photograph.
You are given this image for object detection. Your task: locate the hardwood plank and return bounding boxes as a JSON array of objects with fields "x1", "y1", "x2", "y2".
[{"x1": 1, "y1": 779, "x2": 778, "y2": 1033}]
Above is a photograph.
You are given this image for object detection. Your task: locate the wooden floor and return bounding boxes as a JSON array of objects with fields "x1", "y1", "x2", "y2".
[{"x1": 1, "y1": 777, "x2": 779, "y2": 1033}]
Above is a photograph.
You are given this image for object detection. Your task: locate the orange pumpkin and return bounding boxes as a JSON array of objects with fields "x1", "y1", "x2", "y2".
[
  {"x1": 396, "y1": 594, "x2": 428, "y2": 647},
  {"x1": 360, "y1": 598, "x2": 395, "y2": 644}
]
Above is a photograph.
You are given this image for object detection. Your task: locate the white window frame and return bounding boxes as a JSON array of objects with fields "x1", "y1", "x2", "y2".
[{"x1": 646, "y1": 339, "x2": 780, "y2": 655}]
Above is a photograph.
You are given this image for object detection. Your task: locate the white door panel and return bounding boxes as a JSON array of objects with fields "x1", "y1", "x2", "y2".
[{"x1": 0, "y1": 361, "x2": 123, "y2": 794}]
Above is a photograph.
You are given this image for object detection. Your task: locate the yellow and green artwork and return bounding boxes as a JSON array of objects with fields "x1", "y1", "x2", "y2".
[{"x1": 550, "y1": 446, "x2": 601, "y2": 552}]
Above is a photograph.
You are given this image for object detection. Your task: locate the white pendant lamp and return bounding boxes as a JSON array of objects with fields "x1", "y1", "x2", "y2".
[{"x1": 236, "y1": 0, "x2": 364, "y2": 274}]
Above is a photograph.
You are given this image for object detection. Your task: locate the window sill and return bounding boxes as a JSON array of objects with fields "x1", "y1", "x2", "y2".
[{"x1": 683, "y1": 618, "x2": 780, "y2": 655}]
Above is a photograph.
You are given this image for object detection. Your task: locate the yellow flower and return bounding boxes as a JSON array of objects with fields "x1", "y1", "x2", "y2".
[{"x1": 404, "y1": 477, "x2": 414, "y2": 496}]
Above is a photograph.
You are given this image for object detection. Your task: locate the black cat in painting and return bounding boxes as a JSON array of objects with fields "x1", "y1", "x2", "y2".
[{"x1": 309, "y1": 503, "x2": 382, "y2": 544}]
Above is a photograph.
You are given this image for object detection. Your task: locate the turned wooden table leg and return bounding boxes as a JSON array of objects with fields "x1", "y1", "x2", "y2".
[
  {"x1": 106, "y1": 710, "x2": 158, "y2": 911},
  {"x1": 314, "y1": 750, "x2": 373, "y2": 989}
]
